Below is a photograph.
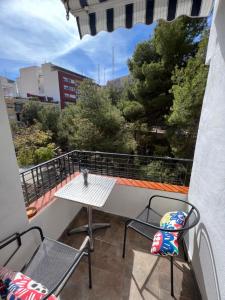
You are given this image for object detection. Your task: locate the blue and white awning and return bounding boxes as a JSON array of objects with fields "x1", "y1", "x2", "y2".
[{"x1": 62, "y1": 0, "x2": 213, "y2": 38}]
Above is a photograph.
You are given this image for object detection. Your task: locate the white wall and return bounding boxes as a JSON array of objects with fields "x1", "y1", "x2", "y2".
[
  {"x1": 0, "y1": 83, "x2": 31, "y2": 268},
  {"x1": 30, "y1": 198, "x2": 81, "y2": 240},
  {"x1": 18, "y1": 66, "x2": 43, "y2": 98},
  {"x1": 42, "y1": 63, "x2": 60, "y2": 102},
  {"x1": 102, "y1": 184, "x2": 187, "y2": 218},
  {"x1": 188, "y1": 1, "x2": 225, "y2": 299}
]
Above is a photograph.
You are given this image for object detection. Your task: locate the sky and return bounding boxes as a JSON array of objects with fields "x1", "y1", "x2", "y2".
[{"x1": 0, "y1": 0, "x2": 155, "y2": 85}]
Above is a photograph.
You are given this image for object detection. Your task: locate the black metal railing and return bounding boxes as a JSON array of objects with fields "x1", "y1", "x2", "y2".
[{"x1": 20, "y1": 150, "x2": 193, "y2": 207}]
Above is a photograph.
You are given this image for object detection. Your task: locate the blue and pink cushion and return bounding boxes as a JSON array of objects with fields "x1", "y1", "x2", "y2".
[
  {"x1": 151, "y1": 211, "x2": 187, "y2": 256},
  {"x1": 0, "y1": 266, "x2": 57, "y2": 300}
]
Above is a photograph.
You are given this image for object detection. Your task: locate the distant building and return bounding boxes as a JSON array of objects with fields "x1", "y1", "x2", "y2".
[
  {"x1": 4, "y1": 97, "x2": 27, "y2": 122},
  {"x1": 16, "y1": 63, "x2": 88, "y2": 108},
  {"x1": 107, "y1": 75, "x2": 131, "y2": 89},
  {"x1": 0, "y1": 76, "x2": 17, "y2": 98}
]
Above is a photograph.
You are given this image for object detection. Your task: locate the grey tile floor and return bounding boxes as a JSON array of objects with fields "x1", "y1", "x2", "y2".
[{"x1": 59, "y1": 208, "x2": 201, "y2": 300}]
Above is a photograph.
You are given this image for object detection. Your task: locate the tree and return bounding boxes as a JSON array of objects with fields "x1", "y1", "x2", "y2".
[
  {"x1": 167, "y1": 33, "x2": 209, "y2": 157},
  {"x1": 58, "y1": 80, "x2": 136, "y2": 153},
  {"x1": 128, "y1": 16, "x2": 207, "y2": 127},
  {"x1": 37, "y1": 105, "x2": 60, "y2": 141},
  {"x1": 14, "y1": 123, "x2": 55, "y2": 166},
  {"x1": 21, "y1": 101, "x2": 60, "y2": 143},
  {"x1": 21, "y1": 101, "x2": 42, "y2": 125},
  {"x1": 104, "y1": 85, "x2": 123, "y2": 106}
]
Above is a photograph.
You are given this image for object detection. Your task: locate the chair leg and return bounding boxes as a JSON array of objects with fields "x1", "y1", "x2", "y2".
[
  {"x1": 122, "y1": 224, "x2": 128, "y2": 258},
  {"x1": 170, "y1": 256, "x2": 174, "y2": 297},
  {"x1": 88, "y1": 249, "x2": 92, "y2": 289},
  {"x1": 182, "y1": 238, "x2": 188, "y2": 262}
]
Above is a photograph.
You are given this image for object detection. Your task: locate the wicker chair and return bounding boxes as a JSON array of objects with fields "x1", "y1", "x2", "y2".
[
  {"x1": 122, "y1": 195, "x2": 200, "y2": 297},
  {"x1": 0, "y1": 226, "x2": 92, "y2": 299}
]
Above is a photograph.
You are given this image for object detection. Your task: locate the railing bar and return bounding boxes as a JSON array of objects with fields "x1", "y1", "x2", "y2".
[
  {"x1": 21, "y1": 173, "x2": 29, "y2": 206},
  {"x1": 31, "y1": 169, "x2": 38, "y2": 200}
]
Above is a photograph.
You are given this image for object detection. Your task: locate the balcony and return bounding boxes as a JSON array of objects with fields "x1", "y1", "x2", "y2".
[
  {"x1": 20, "y1": 150, "x2": 192, "y2": 209},
  {"x1": 12, "y1": 150, "x2": 199, "y2": 299}
]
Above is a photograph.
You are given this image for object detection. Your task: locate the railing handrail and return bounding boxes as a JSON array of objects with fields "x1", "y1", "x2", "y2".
[
  {"x1": 19, "y1": 150, "x2": 76, "y2": 175},
  {"x1": 19, "y1": 149, "x2": 193, "y2": 175}
]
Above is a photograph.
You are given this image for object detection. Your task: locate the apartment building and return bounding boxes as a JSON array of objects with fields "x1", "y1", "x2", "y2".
[{"x1": 16, "y1": 63, "x2": 88, "y2": 108}]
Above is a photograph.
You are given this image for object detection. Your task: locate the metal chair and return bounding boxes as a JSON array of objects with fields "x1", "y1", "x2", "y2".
[
  {"x1": 0, "y1": 226, "x2": 92, "y2": 299},
  {"x1": 122, "y1": 195, "x2": 200, "y2": 298}
]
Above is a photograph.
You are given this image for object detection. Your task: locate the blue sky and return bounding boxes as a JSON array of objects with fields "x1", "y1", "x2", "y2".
[{"x1": 0, "y1": 0, "x2": 155, "y2": 85}]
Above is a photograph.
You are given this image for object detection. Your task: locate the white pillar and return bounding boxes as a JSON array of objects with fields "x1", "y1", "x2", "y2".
[{"x1": 188, "y1": 1, "x2": 225, "y2": 299}]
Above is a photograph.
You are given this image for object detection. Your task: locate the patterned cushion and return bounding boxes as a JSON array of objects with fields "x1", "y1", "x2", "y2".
[
  {"x1": 151, "y1": 211, "x2": 187, "y2": 256},
  {"x1": 0, "y1": 266, "x2": 57, "y2": 300}
]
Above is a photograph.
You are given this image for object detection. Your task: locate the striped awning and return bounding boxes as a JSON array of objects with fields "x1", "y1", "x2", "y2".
[{"x1": 63, "y1": 0, "x2": 214, "y2": 39}]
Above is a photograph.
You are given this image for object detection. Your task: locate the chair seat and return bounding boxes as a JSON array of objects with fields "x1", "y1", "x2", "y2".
[
  {"x1": 23, "y1": 238, "x2": 83, "y2": 292},
  {"x1": 128, "y1": 207, "x2": 162, "y2": 240}
]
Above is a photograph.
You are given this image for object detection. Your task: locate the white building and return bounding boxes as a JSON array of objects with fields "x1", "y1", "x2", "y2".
[
  {"x1": 0, "y1": 76, "x2": 17, "y2": 98},
  {"x1": 16, "y1": 63, "x2": 87, "y2": 108},
  {"x1": 16, "y1": 66, "x2": 44, "y2": 99}
]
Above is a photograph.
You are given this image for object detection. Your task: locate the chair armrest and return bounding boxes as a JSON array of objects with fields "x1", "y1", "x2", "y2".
[
  {"x1": 79, "y1": 236, "x2": 90, "y2": 252},
  {"x1": 19, "y1": 226, "x2": 44, "y2": 241},
  {"x1": 0, "y1": 227, "x2": 44, "y2": 250},
  {"x1": 147, "y1": 194, "x2": 186, "y2": 209},
  {"x1": 0, "y1": 233, "x2": 21, "y2": 250}
]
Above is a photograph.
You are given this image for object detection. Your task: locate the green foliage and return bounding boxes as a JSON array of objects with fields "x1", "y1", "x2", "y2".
[
  {"x1": 167, "y1": 33, "x2": 209, "y2": 157},
  {"x1": 128, "y1": 16, "x2": 207, "y2": 128},
  {"x1": 37, "y1": 105, "x2": 60, "y2": 140},
  {"x1": 153, "y1": 17, "x2": 207, "y2": 70},
  {"x1": 142, "y1": 160, "x2": 187, "y2": 184},
  {"x1": 104, "y1": 85, "x2": 123, "y2": 105},
  {"x1": 14, "y1": 123, "x2": 55, "y2": 166},
  {"x1": 21, "y1": 101, "x2": 42, "y2": 125},
  {"x1": 118, "y1": 100, "x2": 145, "y2": 122},
  {"x1": 33, "y1": 145, "x2": 55, "y2": 164},
  {"x1": 58, "y1": 80, "x2": 136, "y2": 153},
  {"x1": 124, "y1": 16, "x2": 208, "y2": 158},
  {"x1": 21, "y1": 101, "x2": 60, "y2": 143}
]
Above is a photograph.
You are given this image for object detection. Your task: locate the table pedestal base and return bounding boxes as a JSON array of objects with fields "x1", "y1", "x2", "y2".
[
  {"x1": 68, "y1": 223, "x2": 110, "y2": 235},
  {"x1": 67, "y1": 207, "x2": 110, "y2": 250}
]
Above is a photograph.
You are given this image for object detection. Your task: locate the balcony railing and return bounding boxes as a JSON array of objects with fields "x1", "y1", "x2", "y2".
[{"x1": 20, "y1": 150, "x2": 193, "y2": 207}]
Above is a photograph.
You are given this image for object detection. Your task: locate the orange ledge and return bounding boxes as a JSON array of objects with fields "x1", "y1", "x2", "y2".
[{"x1": 28, "y1": 172, "x2": 188, "y2": 218}]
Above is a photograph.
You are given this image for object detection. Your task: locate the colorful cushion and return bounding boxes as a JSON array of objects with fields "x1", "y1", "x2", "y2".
[
  {"x1": 0, "y1": 266, "x2": 57, "y2": 300},
  {"x1": 151, "y1": 211, "x2": 187, "y2": 256}
]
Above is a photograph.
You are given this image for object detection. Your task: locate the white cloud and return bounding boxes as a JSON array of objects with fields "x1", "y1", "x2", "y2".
[{"x1": 0, "y1": 0, "x2": 80, "y2": 63}]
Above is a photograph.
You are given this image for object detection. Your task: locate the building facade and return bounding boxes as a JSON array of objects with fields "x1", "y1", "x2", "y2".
[{"x1": 16, "y1": 63, "x2": 87, "y2": 108}]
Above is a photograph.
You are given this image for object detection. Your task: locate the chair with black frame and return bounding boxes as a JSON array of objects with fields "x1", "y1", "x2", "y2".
[
  {"x1": 122, "y1": 195, "x2": 200, "y2": 298},
  {"x1": 0, "y1": 226, "x2": 92, "y2": 300}
]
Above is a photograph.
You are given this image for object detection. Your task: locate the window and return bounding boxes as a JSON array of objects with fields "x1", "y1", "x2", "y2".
[
  {"x1": 64, "y1": 93, "x2": 76, "y2": 99},
  {"x1": 64, "y1": 85, "x2": 76, "y2": 91},
  {"x1": 63, "y1": 77, "x2": 75, "y2": 84}
]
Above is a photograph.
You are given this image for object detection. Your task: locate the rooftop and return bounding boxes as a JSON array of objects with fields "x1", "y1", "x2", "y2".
[{"x1": 59, "y1": 209, "x2": 201, "y2": 300}]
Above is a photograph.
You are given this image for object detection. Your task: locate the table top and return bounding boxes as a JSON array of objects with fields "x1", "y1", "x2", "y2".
[{"x1": 54, "y1": 174, "x2": 116, "y2": 208}]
